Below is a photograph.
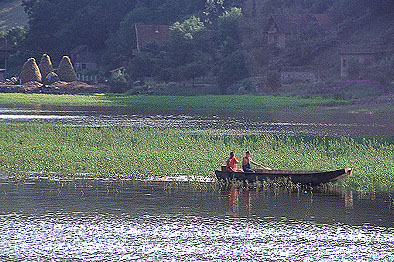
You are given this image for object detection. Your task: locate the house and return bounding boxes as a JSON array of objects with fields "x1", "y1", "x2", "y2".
[
  {"x1": 280, "y1": 71, "x2": 317, "y2": 83},
  {"x1": 0, "y1": 69, "x2": 5, "y2": 81},
  {"x1": 70, "y1": 45, "x2": 98, "y2": 72},
  {"x1": 339, "y1": 51, "x2": 377, "y2": 77},
  {"x1": 109, "y1": 66, "x2": 126, "y2": 75},
  {"x1": 266, "y1": 14, "x2": 333, "y2": 49},
  {"x1": 135, "y1": 24, "x2": 169, "y2": 53}
]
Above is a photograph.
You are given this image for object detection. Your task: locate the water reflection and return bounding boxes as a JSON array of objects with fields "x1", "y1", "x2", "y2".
[
  {"x1": 1, "y1": 105, "x2": 394, "y2": 137},
  {"x1": 0, "y1": 179, "x2": 393, "y2": 260}
]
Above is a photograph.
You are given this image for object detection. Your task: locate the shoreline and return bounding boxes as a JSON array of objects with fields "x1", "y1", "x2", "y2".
[
  {"x1": 0, "y1": 93, "x2": 351, "y2": 112},
  {"x1": 0, "y1": 92, "x2": 392, "y2": 113}
]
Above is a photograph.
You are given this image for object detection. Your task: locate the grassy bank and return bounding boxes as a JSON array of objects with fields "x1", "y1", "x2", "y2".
[
  {"x1": 0, "y1": 93, "x2": 349, "y2": 111},
  {"x1": 0, "y1": 123, "x2": 393, "y2": 191}
]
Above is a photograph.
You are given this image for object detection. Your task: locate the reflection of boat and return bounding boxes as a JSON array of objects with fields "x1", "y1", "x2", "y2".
[{"x1": 215, "y1": 167, "x2": 353, "y2": 186}]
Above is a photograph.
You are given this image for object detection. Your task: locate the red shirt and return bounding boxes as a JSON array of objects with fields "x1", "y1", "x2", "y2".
[{"x1": 227, "y1": 157, "x2": 238, "y2": 171}]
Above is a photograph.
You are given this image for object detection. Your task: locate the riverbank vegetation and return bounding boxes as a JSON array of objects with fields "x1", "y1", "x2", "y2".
[
  {"x1": 0, "y1": 123, "x2": 393, "y2": 191},
  {"x1": 0, "y1": 93, "x2": 349, "y2": 111}
]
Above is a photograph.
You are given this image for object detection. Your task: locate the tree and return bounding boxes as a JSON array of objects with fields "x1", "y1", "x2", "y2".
[
  {"x1": 367, "y1": 56, "x2": 394, "y2": 89},
  {"x1": 5, "y1": 27, "x2": 27, "y2": 47},
  {"x1": 22, "y1": 0, "x2": 38, "y2": 16},
  {"x1": 105, "y1": 6, "x2": 154, "y2": 64},
  {"x1": 127, "y1": 52, "x2": 158, "y2": 80},
  {"x1": 204, "y1": 0, "x2": 225, "y2": 28},
  {"x1": 217, "y1": 7, "x2": 242, "y2": 56},
  {"x1": 218, "y1": 7, "x2": 242, "y2": 41},
  {"x1": 110, "y1": 70, "x2": 129, "y2": 92},
  {"x1": 22, "y1": 0, "x2": 139, "y2": 56},
  {"x1": 281, "y1": 21, "x2": 337, "y2": 67},
  {"x1": 266, "y1": 70, "x2": 281, "y2": 91},
  {"x1": 167, "y1": 16, "x2": 206, "y2": 66},
  {"x1": 217, "y1": 51, "x2": 250, "y2": 93},
  {"x1": 177, "y1": 62, "x2": 208, "y2": 87}
]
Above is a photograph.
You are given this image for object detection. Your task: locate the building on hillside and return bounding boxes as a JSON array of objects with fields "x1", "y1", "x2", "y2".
[
  {"x1": 266, "y1": 14, "x2": 333, "y2": 49},
  {"x1": 109, "y1": 66, "x2": 126, "y2": 75},
  {"x1": 70, "y1": 45, "x2": 98, "y2": 72},
  {"x1": 339, "y1": 50, "x2": 378, "y2": 77},
  {"x1": 280, "y1": 70, "x2": 317, "y2": 83},
  {"x1": 134, "y1": 24, "x2": 169, "y2": 53},
  {"x1": 0, "y1": 69, "x2": 5, "y2": 81}
]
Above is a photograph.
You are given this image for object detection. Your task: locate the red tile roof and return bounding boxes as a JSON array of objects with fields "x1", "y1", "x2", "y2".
[
  {"x1": 135, "y1": 25, "x2": 169, "y2": 52},
  {"x1": 70, "y1": 45, "x2": 98, "y2": 64},
  {"x1": 268, "y1": 14, "x2": 333, "y2": 34},
  {"x1": 70, "y1": 45, "x2": 89, "y2": 54}
]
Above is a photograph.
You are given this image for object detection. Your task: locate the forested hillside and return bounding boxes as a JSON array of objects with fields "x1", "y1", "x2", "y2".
[
  {"x1": 1, "y1": 0, "x2": 393, "y2": 94},
  {"x1": 0, "y1": 0, "x2": 28, "y2": 30}
]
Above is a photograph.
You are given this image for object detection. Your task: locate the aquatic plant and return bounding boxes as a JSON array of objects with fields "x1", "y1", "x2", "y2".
[
  {"x1": 0, "y1": 93, "x2": 349, "y2": 111},
  {"x1": 0, "y1": 123, "x2": 393, "y2": 191}
]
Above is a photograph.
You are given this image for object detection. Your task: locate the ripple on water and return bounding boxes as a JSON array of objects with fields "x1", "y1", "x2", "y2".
[
  {"x1": 1, "y1": 105, "x2": 394, "y2": 137},
  {"x1": 1, "y1": 213, "x2": 393, "y2": 261}
]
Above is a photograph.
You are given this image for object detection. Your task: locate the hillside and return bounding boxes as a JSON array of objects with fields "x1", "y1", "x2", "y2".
[
  {"x1": 0, "y1": 0, "x2": 28, "y2": 30},
  {"x1": 2, "y1": 0, "x2": 393, "y2": 96},
  {"x1": 338, "y1": 15, "x2": 394, "y2": 52}
]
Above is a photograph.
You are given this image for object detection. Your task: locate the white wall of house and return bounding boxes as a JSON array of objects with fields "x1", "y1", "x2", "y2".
[
  {"x1": 75, "y1": 62, "x2": 98, "y2": 72},
  {"x1": 340, "y1": 53, "x2": 376, "y2": 77}
]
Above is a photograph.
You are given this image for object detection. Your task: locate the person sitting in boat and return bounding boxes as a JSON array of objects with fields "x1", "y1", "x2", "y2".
[
  {"x1": 227, "y1": 151, "x2": 243, "y2": 172},
  {"x1": 242, "y1": 151, "x2": 272, "y2": 172}
]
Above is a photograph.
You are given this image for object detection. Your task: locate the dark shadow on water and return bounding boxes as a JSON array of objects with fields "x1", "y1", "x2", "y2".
[{"x1": 1, "y1": 178, "x2": 394, "y2": 260}]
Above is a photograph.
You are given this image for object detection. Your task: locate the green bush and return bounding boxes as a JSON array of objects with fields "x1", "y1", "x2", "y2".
[
  {"x1": 366, "y1": 56, "x2": 394, "y2": 91},
  {"x1": 110, "y1": 70, "x2": 129, "y2": 93},
  {"x1": 266, "y1": 70, "x2": 281, "y2": 91},
  {"x1": 217, "y1": 51, "x2": 250, "y2": 94}
]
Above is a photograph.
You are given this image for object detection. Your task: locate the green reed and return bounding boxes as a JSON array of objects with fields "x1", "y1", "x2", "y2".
[
  {"x1": 0, "y1": 93, "x2": 348, "y2": 111},
  {"x1": 0, "y1": 123, "x2": 393, "y2": 191}
]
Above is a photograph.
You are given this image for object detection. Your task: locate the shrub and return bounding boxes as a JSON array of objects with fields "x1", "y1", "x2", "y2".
[
  {"x1": 266, "y1": 70, "x2": 281, "y2": 91},
  {"x1": 110, "y1": 70, "x2": 129, "y2": 93}
]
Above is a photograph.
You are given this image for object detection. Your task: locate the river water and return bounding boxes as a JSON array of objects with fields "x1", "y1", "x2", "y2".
[
  {"x1": 0, "y1": 178, "x2": 393, "y2": 261},
  {"x1": 1, "y1": 104, "x2": 394, "y2": 137},
  {"x1": 1, "y1": 104, "x2": 394, "y2": 260}
]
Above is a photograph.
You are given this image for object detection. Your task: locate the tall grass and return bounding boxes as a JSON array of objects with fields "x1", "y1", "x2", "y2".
[
  {"x1": 0, "y1": 123, "x2": 393, "y2": 191},
  {"x1": 0, "y1": 93, "x2": 348, "y2": 111}
]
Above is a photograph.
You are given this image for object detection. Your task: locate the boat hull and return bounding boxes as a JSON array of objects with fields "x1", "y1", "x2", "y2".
[{"x1": 215, "y1": 168, "x2": 353, "y2": 186}]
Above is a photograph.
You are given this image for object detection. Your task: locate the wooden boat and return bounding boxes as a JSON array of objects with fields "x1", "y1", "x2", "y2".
[{"x1": 215, "y1": 166, "x2": 353, "y2": 186}]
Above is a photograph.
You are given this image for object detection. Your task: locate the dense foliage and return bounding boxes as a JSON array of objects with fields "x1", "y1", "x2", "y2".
[{"x1": 0, "y1": 0, "x2": 392, "y2": 92}]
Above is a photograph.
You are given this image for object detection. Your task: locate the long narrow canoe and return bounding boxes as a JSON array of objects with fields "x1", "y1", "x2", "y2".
[{"x1": 215, "y1": 167, "x2": 353, "y2": 185}]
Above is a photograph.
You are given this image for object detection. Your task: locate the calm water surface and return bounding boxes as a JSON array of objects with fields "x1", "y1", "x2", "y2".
[
  {"x1": 0, "y1": 178, "x2": 393, "y2": 261},
  {"x1": 1, "y1": 104, "x2": 394, "y2": 137},
  {"x1": 1, "y1": 105, "x2": 394, "y2": 260}
]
